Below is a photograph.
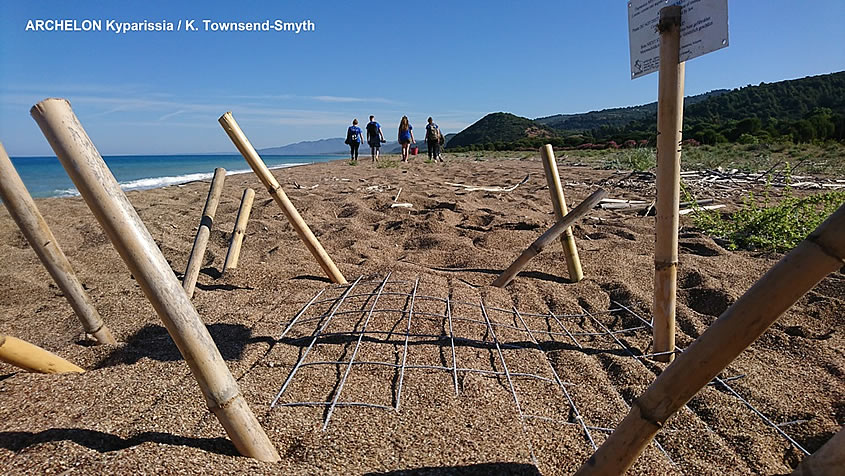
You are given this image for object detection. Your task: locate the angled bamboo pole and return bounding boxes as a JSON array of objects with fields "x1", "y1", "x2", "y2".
[
  {"x1": 576, "y1": 204, "x2": 845, "y2": 475},
  {"x1": 0, "y1": 143, "x2": 115, "y2": 345},
  {"x1": 792, "y1": 426, "x2": 845, "y2": 476},
  {"x1": 223, "y1": 188, "x2": 255, "y2": 273},
  {"x1": 0, "y1": 334, "x2": 84, "y2": 374},
  {"x1": 31, "y1": 98, "x2": 280, "y2": 462},
  {"x1": 183, "y1": 167, "x2": 226, "y2": 298},
  {"x1": 540, "y1": 144, "x2": 584, "y2": 282},
  {"x1": 491, "y1": 188, "x2": 606, "y2": 288},
  {"x1": 218, "y1": 112, "x2": 346, "y2": 284},
  {"x1": 653, "y1": 5, "x2": 685, "y2": 363}
]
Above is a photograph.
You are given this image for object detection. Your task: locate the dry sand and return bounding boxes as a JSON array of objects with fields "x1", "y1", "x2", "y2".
[{"x1": 0, "y1": 153, "x2": 842, "y2": 475}]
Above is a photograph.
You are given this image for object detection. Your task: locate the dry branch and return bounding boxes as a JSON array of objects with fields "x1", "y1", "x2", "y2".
[{"x1": 445, "y1": 174, "x2": 530, "y2": 192}]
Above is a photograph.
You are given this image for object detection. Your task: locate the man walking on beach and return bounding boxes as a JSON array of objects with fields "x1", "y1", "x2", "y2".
[
  {"x1": 425, "y1": 117, "x2": 444, "y2": 162},
  {"x1": 366, "y1": 115, "x2": 385, "y2": 162}
]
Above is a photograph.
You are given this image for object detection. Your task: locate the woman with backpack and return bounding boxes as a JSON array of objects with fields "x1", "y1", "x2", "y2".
[
  {"x1": 345, "y1": 118, "x2": 363, "y2": 162},
  {"x1": 425, "y1": 117, "x2": 444, "y2": 162},
  {"x1": 397, "y1": 116, "x2": 415, "y2": 162}
]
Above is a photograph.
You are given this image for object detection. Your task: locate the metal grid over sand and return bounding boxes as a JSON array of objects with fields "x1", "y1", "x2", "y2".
[{"x1": 267, "y1": 275, "x2": 812, "y2": 468}]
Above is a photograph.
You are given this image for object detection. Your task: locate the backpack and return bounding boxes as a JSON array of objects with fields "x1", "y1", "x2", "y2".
[
  {"x1": 366, "y1": 122, "x2": 378, "y2": 139},
  {"x1": 346, "y1": 127, "x2": 358, "y2": 144},
  {"x1": 427, "y1": 124, "x2": 442, "y2": 143}
]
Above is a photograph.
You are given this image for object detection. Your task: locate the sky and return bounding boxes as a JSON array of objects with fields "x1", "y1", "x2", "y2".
[{"x1": 1, "y1": 0, "x2": 843, "y2": 156}]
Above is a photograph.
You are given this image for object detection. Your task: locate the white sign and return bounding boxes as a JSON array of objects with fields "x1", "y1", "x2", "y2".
[{"x1": 628, "y1": 0, "x2": 729, "y2": 79}]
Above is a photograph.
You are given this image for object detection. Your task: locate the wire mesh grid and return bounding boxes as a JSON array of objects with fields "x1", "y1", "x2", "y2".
[{"x1": 267, "y1": 275, "x2": 812, "y2": 467}]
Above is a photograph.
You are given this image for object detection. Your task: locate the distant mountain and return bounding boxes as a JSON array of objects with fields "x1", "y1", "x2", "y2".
[
  {"x1": 259, "y1": 138, "x2": 347, "y2": 155},
  {"x1": 446, "y1": 112, "x2": 556, "y2": 149},
  {"x1": 261, "y1": 131, "x2": 455, "y2": 156},
  {"x1": 535, "y1": 90, "x2": 727, "y2": 132}
]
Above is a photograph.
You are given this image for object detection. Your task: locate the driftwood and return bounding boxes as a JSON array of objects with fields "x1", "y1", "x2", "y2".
[
  {"x1": 678, "y1": 204, "x2": 726, "y2": 215},
  {"x1": 0, "y1": 144, "x2": 115, "y2": 345},
  {"x1": 491, "y1": 188, "x2": 606, "y2": 288},
  {"x1": 31, "y1": 98, "x2": 280, "y2": 462},
  {"x1": 653, "y1": 5, "x2": 684, "y2": 363},
  {"x1": 541, "y1": 144, "x2": 583, "y2": 282},
  {"x1": 218, "y1": 112, "x2": 346, "y2": 285},
  {"x1": 183, "y1": 167, "x2": 226, "y2": 297},
  {"x1": 0, "y1": 334, "x2": 84, "y2": 374},
  {"x1": 576, "y1": 203, "x2": 845, "y2": 475},
  {"x1": 445, "y1": 174, "x2": 530, "y2": 192}
]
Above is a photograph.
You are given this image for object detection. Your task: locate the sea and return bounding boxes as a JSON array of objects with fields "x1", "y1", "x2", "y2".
[{"x1": 7, "y1": 154, "x2": 345, "y2": 198}]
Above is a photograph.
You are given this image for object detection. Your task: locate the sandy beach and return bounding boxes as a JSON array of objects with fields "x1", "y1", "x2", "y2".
[{"x1": 0, "y1": 153, "x2": 841, "y2": 475}]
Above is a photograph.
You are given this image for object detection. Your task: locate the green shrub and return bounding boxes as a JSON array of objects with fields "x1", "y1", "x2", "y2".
[{"x1": 691, "y1": 188, "x2": 845, "y2": 252}]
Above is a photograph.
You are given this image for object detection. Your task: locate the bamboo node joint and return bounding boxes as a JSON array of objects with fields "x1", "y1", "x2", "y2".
[{"x1": 654, "y1": 260, "x2": 678, "y2": 271}]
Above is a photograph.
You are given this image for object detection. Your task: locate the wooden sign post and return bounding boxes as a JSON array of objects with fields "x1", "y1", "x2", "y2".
[
  {"x1": 183, "y1": 167, "x2": 226, "y2": 298},
  {"x1": 540, "y1": 144, "x2": 584, "y2": 282},
  {"x1": 653, "y1": 5, "x2": 685, "y2": 363},
  {"x1": 30, "y1": 98, "x2": 280, "y2": 462},
  {"x1": 0, "y1": 143, "x2": 115, "y2": 345}
]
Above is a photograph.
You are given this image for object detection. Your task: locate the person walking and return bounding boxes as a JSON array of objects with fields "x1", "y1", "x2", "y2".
[
  {"x1": 397, "y1": 116, "x2": 415, "y2": 162},
  {"x1": 366, "y1": 115, "x2": 385, "y2": 162},
  {"x1": 345, "y1": 118, "x2": 363, "y2": 162},
  {"x1": 425, "y1": 117, "x2": 444, "y2": 162}
]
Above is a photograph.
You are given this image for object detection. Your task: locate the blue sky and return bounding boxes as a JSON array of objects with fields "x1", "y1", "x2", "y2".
[{"x1": 1, "y1": 0, "x2": 843, "y2": 156}]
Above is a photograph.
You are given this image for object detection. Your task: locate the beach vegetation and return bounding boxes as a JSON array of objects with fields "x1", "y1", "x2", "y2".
[{"x1": 686, "y1": 173, "x2": 845, "y2": 252}]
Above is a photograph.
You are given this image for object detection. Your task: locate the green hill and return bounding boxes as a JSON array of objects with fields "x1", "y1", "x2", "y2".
[
  {"x1": 445, "y1": 112, "x2": 557, "y2": 149},
  {"x1": 535, "y1": 90, "x2": 726, "y2": 132},
  {"x1": 595, "y1": 71, "x2": 845, "y2": 144},
  {"x1": 447, "y1": 71, "x2": 845, "y2": 150}
]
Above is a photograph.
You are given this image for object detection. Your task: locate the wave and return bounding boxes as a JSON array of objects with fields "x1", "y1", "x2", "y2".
[{"x1": 51, "y1": 162, "x2": 308, "y2": 197}]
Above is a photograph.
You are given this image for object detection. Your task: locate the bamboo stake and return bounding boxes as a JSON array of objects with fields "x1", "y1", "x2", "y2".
[
  {"x1": 31, "y1": 98, "x2": 280, "y2": 462},
  {"x1": 576, "y1": 204, "x2": 845, "y2": 475},
  {"x1": 491, "y1": 188, "x2": 606, "y2": 288},
  {"x1": 0, "y1": 334, "x2": 84, "y2": 374},
  {"x1": 183, "y1": 167, "x2": 226, "y2": 297},
  {"x1": 541, "y1": 144, "x2": 584, "y2": 282},
  {"x1": 218, "y1": 112, "x2": 347, "y2": 284},
  {"x1": 792, "y1": 426, "x2": 845, "y2": 476},
  {"x1": 653, "y1": 5, "x2": 685, "y2": 363},
  {"x1": 0, "y1": 143, "x2": 115, "y2": 345},
  {"x1": 223, "y1": 188, "x2": 255, "y2": 273}
]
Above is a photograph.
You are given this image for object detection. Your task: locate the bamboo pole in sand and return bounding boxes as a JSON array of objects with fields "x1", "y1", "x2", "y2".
[
  {"x1": 30, "y1": 98, "x2": 280, "y2": 462},
  {"x1": 576, "y1": 204, "x2": 845, "y2": 475},
  {"x1": 0, "y1": 143, "x2": 116, "y2": 345},
  {"x1": 653, "y1": 5, "x2": 685, "y2": 363},
  {"x1": 540, "y1": 144, "x2": 584, "y2": 282},
  {"x1": 0, "y1": 334, "x2": 84, "y2": 374},
  {"x1": 792, "y1": 426, "x2": 845, "y2": 476},
  {"x1": 223, "y1": 188, "x2": 255, "y2": 273},
  {"x1": 491, "y1": 188, "x2": 606, "y2": 288},
  {"x1": 218, "y1": 112, "x2": 346, "y2": 284},
  {"x1": 183, "y1": 167, "x2": 226, "y2": 298}
]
